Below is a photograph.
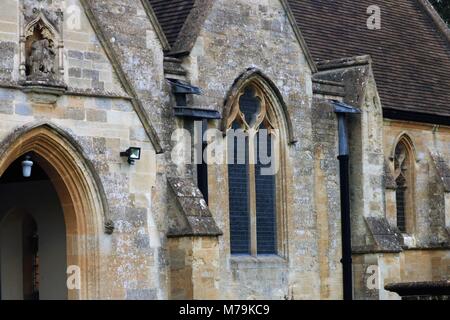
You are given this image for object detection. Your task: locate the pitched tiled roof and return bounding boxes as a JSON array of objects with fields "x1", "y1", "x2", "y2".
[
  {"x1": 287, "y1": 0, "x2": 450, "y2": 118},
  {"x1": 148, "y1": 0, "x2": 195, "y2": 47},
  {"x1": 148, "y1": 0, "x2": 450, "y2": 118}
]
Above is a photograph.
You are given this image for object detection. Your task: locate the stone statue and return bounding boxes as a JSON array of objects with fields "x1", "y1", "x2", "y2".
[
  {"x1": 28, "y1": 38, "x2": 56, "y2": 79},
  {"x1": 394, "y1": 143, "x2": 407, "y2": 179}
]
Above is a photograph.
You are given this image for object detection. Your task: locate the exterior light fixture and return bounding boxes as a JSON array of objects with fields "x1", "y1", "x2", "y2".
[
  {"x1": 120, "y1": 147, "x2": 141, "y2": 165},
  {"x1": 22, "y1": 155, "x2": 34, "y2": 178}
]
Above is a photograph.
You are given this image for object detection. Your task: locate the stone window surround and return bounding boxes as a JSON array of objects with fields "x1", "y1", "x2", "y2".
[
  {"x1": 223, "y1": 77, "x2": 290, "y2": 260},
  {"x1": 388, "y1": 133, "x2": 418, "y2": 237}
]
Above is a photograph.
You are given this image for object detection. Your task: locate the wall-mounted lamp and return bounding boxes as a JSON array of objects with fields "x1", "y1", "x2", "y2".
[
  {"x1": 120, "y1": 147, "x2": 141, "y2": 165},
  {"x1": 22, "y1": 155, "x2": 34, "y2": 178}
]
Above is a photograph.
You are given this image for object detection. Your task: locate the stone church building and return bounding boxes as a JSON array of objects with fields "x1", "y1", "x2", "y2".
[{"x1": 0, "y1": 0, "x2": 449, "y2": 300}]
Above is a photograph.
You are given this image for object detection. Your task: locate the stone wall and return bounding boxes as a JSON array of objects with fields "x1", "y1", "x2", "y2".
[
  {"x1": 377, "y1": 120, "x2": 450, "y2": 298},
  {"x1": 178, "y1": 0, "x2": 342, "y2": 299},
  {"x1": 313, "y1": 57, "x2": 450, "y2": 300},
  {"x1": 0, "y1": 0, "x2": 166, "y2": 300},
  {"x1": 1, "y1": 0, "x2": 448, "y2": 301},
  {"x1": 383, "y1": 120, "x2": 450, "y2": 248},
  {"x1": 311, "y1": 97, "x2": 344, "y2": 299},
  {"x1": 168, "y1": 236, "x2": 220, "y2": 300}
]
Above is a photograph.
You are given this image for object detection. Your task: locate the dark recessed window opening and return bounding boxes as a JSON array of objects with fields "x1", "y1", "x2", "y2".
[
  {"x1": 394, "y1": 140, "x2": 413, "y2": 234},
  {"x1": 228, "y1": 85, "x2": 277, "y2": 255},
  {"x1": 197, "y1": 119, "x2": 209, "y2": 205}
]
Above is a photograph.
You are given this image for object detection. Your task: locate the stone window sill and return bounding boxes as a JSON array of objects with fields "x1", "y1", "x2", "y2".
[
  {"x1": 229, "y1": 255, "x2": 287, "y2": 269},
  {"x1": 401, "y1": 233, "x2": 416, "y2": 247}
]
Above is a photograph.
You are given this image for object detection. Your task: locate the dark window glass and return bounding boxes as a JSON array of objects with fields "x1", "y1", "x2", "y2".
[
  {"x1": 256, "y1": 126, "x2": 276, "y2": 254},
  {"x1": 228, "y1": 86, "x2": 277, "y2": 255},
  {"x1": 228, "y1": 122, "x2": 250, "y2": 254},
  {"x1": 239, "y1": 87, "x2": 261, "y2": 126},
  {"x1": 197, "y1": 120, "x2": 209, "y2": 204},
  {"x1": 396, "y1": 185, "x2": 407, "y2": 233},
  {"x1": 394, "y1": 142, "x2": 408, "y2": 233}
]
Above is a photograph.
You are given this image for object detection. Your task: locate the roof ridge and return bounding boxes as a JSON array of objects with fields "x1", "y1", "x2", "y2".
[
  {"x1": 80, "y1": 0, "x2": 164, "y2": 153},
  {"x1": 416, "y1": 0, "x2": 450, "y2": 44},
  {"x1": 288, "y1": 0, "x2": 450, "y2": 119},
  {"x1": 316, "y1": 55, "x2": 372, "y2": 71},
  {"x1": 167, "y1": 0, "x2": 320, "y2": 72},
  {"x1": 279, "y1": 0, "x2": 317, "y2": 73},
  {"x1": 148, "y1": 0, "x2": 196, "y2": 50}
]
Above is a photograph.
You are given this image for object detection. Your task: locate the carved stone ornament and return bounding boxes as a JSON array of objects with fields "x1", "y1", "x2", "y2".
[
  {"x1": 394, "y1": 143, "x2": 407, "y2": 181},
  {"x1": 19, "y1": 0, "x2": 66, "y2": 101},
  {"x1": 226, "y1": 85, "x2": 276, "y2": 133},
  {"x1": 104, "y1": 220, "x2": 115, "y2": 235},
  {"x1": 28, "y1": 38, "x2": 56, "y2": 80}
]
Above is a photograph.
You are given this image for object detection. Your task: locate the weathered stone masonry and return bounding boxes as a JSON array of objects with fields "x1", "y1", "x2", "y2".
[{"x1": 0, "y1": 0, "x2": 449, "y2": 300}]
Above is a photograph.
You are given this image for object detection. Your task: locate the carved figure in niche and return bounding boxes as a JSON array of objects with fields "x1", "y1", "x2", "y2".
[
  {"x1": 27, "y1": 38, "x2": 56, "y2": 79},
  {"x1": 19, "y1": 2, "x2": 67, "y2": 96},
  {"x1": 394, "y1": 143, "x2": 407, "y2": 179}
]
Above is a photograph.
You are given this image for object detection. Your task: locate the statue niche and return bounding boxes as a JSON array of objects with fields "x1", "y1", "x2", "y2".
[
  {"x1": 19, "y1": 1, "x2": 66, "y2": 102},
  {"x1": 25, "y1": 21, "x2": 57, "y2": 82}
]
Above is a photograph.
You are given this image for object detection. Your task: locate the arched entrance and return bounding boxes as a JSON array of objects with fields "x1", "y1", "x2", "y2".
[
  {"x1": 0, "y1": 123, "x2": 107, "y2": 300},
  {"x1": 0, "y1": 158, "x2": 67, "y2": 299}
]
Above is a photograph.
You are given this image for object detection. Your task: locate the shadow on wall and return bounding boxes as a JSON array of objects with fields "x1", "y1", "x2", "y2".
[{"x1": 0, "y1": 158, "x2": 67, "y2": 300}]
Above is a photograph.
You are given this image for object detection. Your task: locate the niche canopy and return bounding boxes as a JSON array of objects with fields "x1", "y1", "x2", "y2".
[{"x1": 19, "y1": 0, "x2": 67, "y2": 100}]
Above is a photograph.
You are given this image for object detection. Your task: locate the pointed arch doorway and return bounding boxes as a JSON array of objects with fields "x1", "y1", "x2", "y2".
[{"x1": 0, "y1": 124, "x2": 107, "y2": 300}]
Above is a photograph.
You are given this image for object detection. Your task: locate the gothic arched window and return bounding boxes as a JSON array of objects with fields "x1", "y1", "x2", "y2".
[
  {"x1": 226, "y1": 85, "x2": 279, "y2": 255},
  {"x1": 393, "y1": 138, "x2": 415, "y2": 233}
]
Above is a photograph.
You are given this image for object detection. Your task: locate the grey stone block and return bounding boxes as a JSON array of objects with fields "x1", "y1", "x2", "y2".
[
  {"x1": 95, "y1": 98, "x2": 112, "y2": 110},
  {"x1": 126, "y1": 289, "x2": 157, "y2": 300},
  {"x1": 0, "y1": 101, "x2": 14, "y2": 114},
  {"x1": 64, "y1": 107, "x2": 85, "y2": 120},
  {"x1": 68, "y1": 50, "x2": 84, "y2": 60},
  {"x1": 84, "y1": 51, "x2": 107, "y2": 62},
  {"x1": 83, "y1": 69, "x2": 100, "y2": 81},
  {"x1": 69, "y1": 67, "x2": 82, "y2": 78},
  {"x1": 15, "y1": 103, "x2": 33, "y2": 116},
  {"x1": 86, "y1": 109, "x2": 107, "y2": 122}
]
